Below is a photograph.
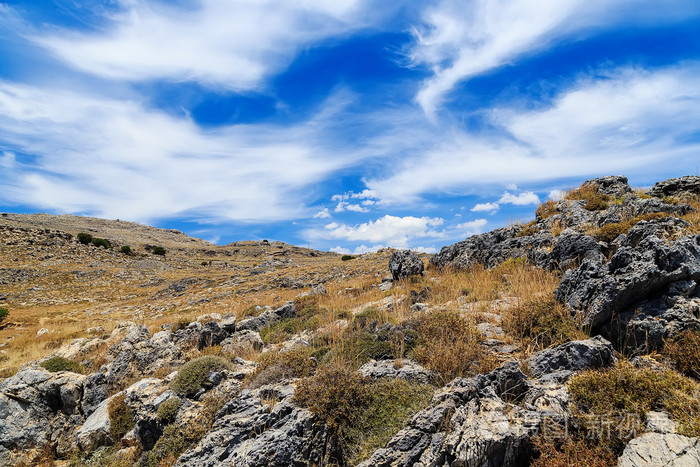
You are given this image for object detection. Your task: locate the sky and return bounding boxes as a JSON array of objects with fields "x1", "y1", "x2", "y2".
[{"x1": 0, "y1": 1, "x2": 699, "y2": 254}]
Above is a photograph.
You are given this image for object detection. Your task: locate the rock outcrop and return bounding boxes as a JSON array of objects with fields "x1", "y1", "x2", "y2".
[{"x1": 389, "y1": 250, "x2": 425, "y2": 280}]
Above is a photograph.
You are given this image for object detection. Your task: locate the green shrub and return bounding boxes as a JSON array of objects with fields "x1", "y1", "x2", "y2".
[
  {"x1": 664, "y1": 330, "x2": 700, "y2": 379},
  {"x1": 108, "y1": 393, "x2": 134, "y2": 443},
  {"x1": 259, "y1": 305, "x2": 322, "y2": 345},
  {"x1": 244, "y1": 346, "x2": 319, "y2": 389},
  {"x1": 0, "y1": 307, "x2": 8, "y2": 323},
  {"x1": 341, "y1": 255, "x2": 355, "y2": 261},
  {"x1": 153, "y1": 246, "x2": 166, "y2": 256},
  {"x1": 569, "y1": 362, "x2": 700, "y2": 452},
  {"x1": 503, "y1": 296, "x2": 585, "y2": 351},
  {"x1": 156, "y1": 397, "x2": 182, "y2": 425},
  {"x1": 77, "y1": 232, "x2": 93, "y2": 245},
  {"x1": 40, "y1": 356, "x2": 84, "y2": 374},
  {"x1": 91, "y1": 237, "x2": 111, "y2": 249},
  {"x1": 120, "y1": 245, "x2": 131, "y2": 255},
  {"x1": 146, "y1": 424, "x2": 188, "y2": 467},
  {"x1": 171, "y1": 356, "x2": 230, "y2": 398}
]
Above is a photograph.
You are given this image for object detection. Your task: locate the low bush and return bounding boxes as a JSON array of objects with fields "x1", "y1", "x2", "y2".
[
  {"x1": 569, "y1": 362, "x2": 700, "y2": 452},
  {"x1": 514, "y1": 221, "x2": 538, "y2": 238},
  {"x1": 120, "y1": 245, "x2": 131, "y2": 255},
  {"x1": 341, "y1": 255, "x2": 355, "y2": 261},
  {"x1": 503, "y1": 296, "x2": 585, "y2": 351},
  {"x1": 535, "y1": 200, "x2": 557, "y2": 220},
  {"x1": 592, "y1": 212, "x2": 671, "y2": 242},
  {"x1": 77, "y1": 232, "x2": 93, "y2": 245},
  {"x1": 244, "y1": 346, "x2": 319, "y2": 389},
  {"x1": 259, "y1": 304, "x2": 322, "y2": 345},
  {"x1": 0, "y1": 307, "x2": 8, "y2": 323},
  {"x1": 108, "y1": 393, "x2": 134, "y2": 443},
  {"x1": 565, "y1": 186, "x2": 610, "y2": 211},
  {"x1": 156, "y1": 397, "x2": 182, "y2": 425},
  {"x1": 40, "y1": 356, "x2": 84, "y2": 374},
  {"x1": 664, "y1": 330, "x2": 700, "y2": 379},
  {"x1": 153, "y1": 246, "x2": 166, "y2": 256},
  {"x1": 409, "y1": 309, "x2": 496, "y2": 384},
  {"x1": 91, "y1": 237, "x2": 111, "y2": 249},
  {"x1": 170, "y1": 356, "x2": 230, "y2": 398},
  {"x1": 145, "y1": 424, "x2": 188, "y2": 467},
  {"x1": 532, "y1": 436, "x2": 617, "y2": 467}
]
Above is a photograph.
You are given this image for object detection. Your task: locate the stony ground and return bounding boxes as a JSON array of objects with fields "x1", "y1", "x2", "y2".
[{"x1": 0, "y1": 175, "x2": 699, "y2": 467}]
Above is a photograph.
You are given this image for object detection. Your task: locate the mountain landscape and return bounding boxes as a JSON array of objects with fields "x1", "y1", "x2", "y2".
[{"x1": 1, "y1": 175, "x2": 699, "y2": 466}]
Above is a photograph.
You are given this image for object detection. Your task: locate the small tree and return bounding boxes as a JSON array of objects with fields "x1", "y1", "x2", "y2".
[
  {"x1": 77, "y1": 233, "x2": 93, "y2": 245},
  {"x1": 0, "y1": 307, "x2": 8, "y2": 324},
  {"x1": 120, "y1": 245, "x2": 132, "y2": 255},
  {"x1": 153, "y1": 246, "x2": 166, "y2": 256},
  {"x1": 91, "y1": 237, "x2": 111, "y2": 249}
]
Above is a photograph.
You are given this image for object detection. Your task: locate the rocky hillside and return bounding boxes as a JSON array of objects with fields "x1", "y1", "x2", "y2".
[{"x1": 0, "y1": 176, "x2": 699, "y2": 466}]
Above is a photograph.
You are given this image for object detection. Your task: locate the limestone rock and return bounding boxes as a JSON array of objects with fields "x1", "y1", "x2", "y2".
[
  {"x1": 76, "y1": 398, "x2": 112, "y2": 452},
  {"x1": 359, "y1": 359, "x2": 435, "y2": 385},
  {"x1": 649, "y1": 175, "x2": 700, "y2": 199},
  {"x1": 618, "y1": 432, "x2": 700, "y2": 466},
  {"x1": 581, "y1": 175, "x2": 632, "y2": 198},
  {"x1": 389, "y1": 250, "x2": 424, "y2": 280},
  {"x1": 236, "y1": 302, "x2": 296, "y2": 332},
  {"x1": 527, "y1": 336, "x2": 616, "y2": 379}
]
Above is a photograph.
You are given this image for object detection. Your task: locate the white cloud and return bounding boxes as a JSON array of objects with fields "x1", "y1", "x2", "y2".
[
  {"x1": 471, "y1": 202, "x2": 499, "y2": 212},
  {"x1": 308, "y1": 215, "x2": 444, "y2": 248},
  {"x1": 548, "y1": 189, "x2": 565, "y2": 201},
  {"x1": 365, "y1": 64, "x2": 700, "y2": 204},
  {"x1": 313, "y1": 208, "x2": 332, "y2": 218},
  {"x1": 409, "y1": 0, "x2": 700, "y2": 116},
  {"x1": 32, "y1": 0, "x2": 381, "y2": 90},
  {"x1": 0, "y1": 82, "x2": 355, "y2": 222},
  {"x1": 498, "y1": 191, "x2": 540, "y2": 205},
  {"x1": 351, "y1": 189, "x2": 378, "y2": 199},
  {"x1": 352, "y1": 244, "x2": 385, "y2": 254},
  {"x1": 0, "y1": 151, "x2": 15, "y2": 168},
  {"x1": 345, "y1": 203, "x2": 369, "y2": 213},
  {"x1": 330, "y1": 245, "x2": 351, "y2": 254},
  {"x1": 455, "y1": 219, "x2": 488, "y2": 235},
  {"x1": 414, "y1": 246, "x2": 438, "y2": 254}
]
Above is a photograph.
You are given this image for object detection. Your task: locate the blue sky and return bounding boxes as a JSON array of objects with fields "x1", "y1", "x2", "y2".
[{"x1": 0, "y1": 1, "x2": 699, "y2": 253}]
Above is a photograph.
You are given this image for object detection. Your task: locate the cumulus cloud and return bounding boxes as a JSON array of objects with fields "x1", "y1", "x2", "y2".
[
  {"x1": 307, "y1": 215, "x2": 444, "y2": 248},
  {"x1": 409, "y1": 0, "x2": 700, "y2": 116},
  {"x1": 454, "y1": 219, "x2": 488, "y2": 235},
  {"x1": 498, "y1": 191, "x2": 540, "y2": 205},
  {"x1": 548, "y1": 189, "x2": 565, "y2": 201},
  {"x1": 32, "y1": 0, "x2": 384, "y2": 90},
  {"x1": 471, "y1": 202, "x2": 499, "y2": 212},
  {"x1": 0, "y1": 82, "x2": 355, "y2": 222},
  {"x1": 313, "y1": 208, "x2": 332, "y2": 218}
]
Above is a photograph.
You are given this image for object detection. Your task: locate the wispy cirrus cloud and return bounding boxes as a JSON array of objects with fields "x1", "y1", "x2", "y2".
[
  {"x1": 0, "y1": 82, "x2": 356, "y2": 222},
  {"x1": 409, "y1": 0, "x2": 700, "y2": 117},
  {"x1": 32, "y1": 0, "x2": 386, "y2": 89}
]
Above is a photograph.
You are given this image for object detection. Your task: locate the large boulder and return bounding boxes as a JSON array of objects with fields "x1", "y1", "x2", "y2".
[
  {"x1": 582, "y1": 175, "x2": 632, "y2": 198},
  {"x1": 176, "y1": 384, "x2": 332, "y2": 466},
  {"x1": 649, "y1": 175, "x2": 700, "y2": 199},
  {"x1": 0, "y1": 368, "x2": 86, "y2": 464},
  {"x1": 358, "y1": 359, "x2": 435, "y2": 385},
  {"x1": 527, "y1": 336, "x2": 616, "y2": 379},
  {"x1": 555, "y1": 234, "x2": 700, "y2": 333},
  {"x1": 618, "y1": 433, "x2": 700, "y2": 466},
  {"x1": 389, "y1": 250, "x2": 425, "y2": 280}
]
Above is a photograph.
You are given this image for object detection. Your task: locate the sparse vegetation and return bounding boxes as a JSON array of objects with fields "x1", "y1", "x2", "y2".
[
  {"x1": 532, "y1": 436, "x2": 617, "y2": 467},
  {"x1": 0, "y1": 307, "x2": 8, "y2": 323},
  {"x1": 565, "y1": 185, "x2": 610, "y2": 211},
  {"x1": 40, "y1": 356, "x2": 84, "y2": 374},
  {"x1": 120, "y1": 245, "x2": 131, "y2": 255},
  {"x1": 664, "y1": 330, "x2": 700, "y2": 379},
  {"x1": 569, "y1": 362, "x2": 700, "y2": 451},
  {"x1": 146, "y1": 424, "x2": 188, "y2": 467},
  {"x1": 503, "y1": 296, "x2": 585, "y2": 351},
  {"x1": 108, "y1": 393, "x2": 134, "y2": 444},
  {"x1": 153, "y1": 246, "x2": 166, "y2": 256},
  {"x1": 536, "y1": 200, "x2": 557, "y2": 220},
  {"x1": 245, "y1": 346, "x2": 319, "y2": 389},
  {"x1": 592, "y1": 212, "x2": 671, "y2": 242},
  {"x1": 170, "y1": 356, "x2": 230, "y2": 397}
]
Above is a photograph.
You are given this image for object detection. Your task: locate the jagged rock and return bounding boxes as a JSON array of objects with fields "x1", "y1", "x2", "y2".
[
  {"x1": 359, "y1": 363, "x2": 536, "y2": 467},
  {"x1": 431, "y1": 225, "x2": 552, "y2": 270},
  {"x1": 107, "y1": 325, "x2": 184, "y2": 383},
  {"x1": 82, "y1": 372, "x2": 109, "y2": 417},
  {"x1": 527, "y1": 336, "x2": 616, "y2": 379},
  {"x1": 0, "y1": 368, "x2": 86, "y2": 463},
  {"x1": 649, "y1": 175, "x2": 700, "y2": 199},
  {"x1": 555, "y1": 234, "x2": 700, "y2": 332},
  {"x1": 582, "y1": 175, "x2": 632, "y2": 198},
  {"x1": 536, "y1": 230, "x2": 603, "y2": 270},
  {"x1": 310, "y1": 285, "x2": 327, "y2": 296},
  {"x1": 359, "y1": 359, "x2": 435, "y2": 385},
  {"x1": 614, "y1": 217, "x2": 691, "y2": 249},
  {"x1": 176, "y1": 384, "x2": 333, "y2": 466},
  {"x1": 236, "y1": 302, "x2": 296, "y2": 332},
  {"x1": 618, "y1": 433, "x2": 700, "y2": 466},
  {"x1": 219, "y1": 315, "x2": 237, "y2": 333},
  {"x1": 124, "y1": 378, "x2": 172, "y2": 451},
  {"x1": 389, "y1": 250, "x2": 425, "y2": 280},
  {"x1": 221, "y1": 330, "x2": 264, "y2": 354},
  {"x1": 76, "y1": 397, "x2": 112, "y2": 452},
  {"x1": 609, "y1": 279, "x2": 700, "y2": 353},
  {"x1": 197, "y1": 321, "x2": 228, "y2": 350}
]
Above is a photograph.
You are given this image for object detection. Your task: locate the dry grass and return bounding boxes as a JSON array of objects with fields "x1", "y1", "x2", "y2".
[
  {"x1": 680, "y1": 198, "x2": 700, "y2": 233},
  {"x1": 564, "y1": 185, "x2": 611, "y2": 211}
]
